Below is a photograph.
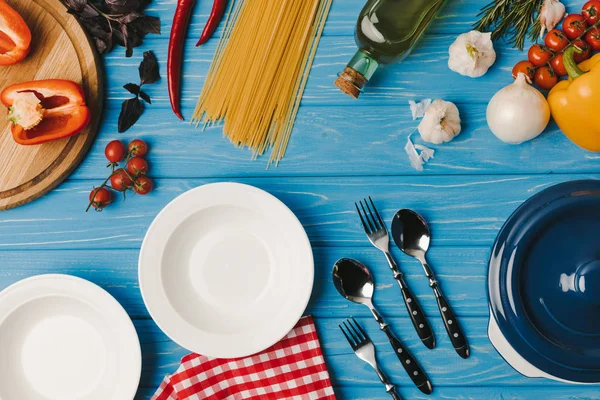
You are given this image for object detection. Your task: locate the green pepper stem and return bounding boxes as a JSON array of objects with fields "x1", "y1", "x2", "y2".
[{"x1": 563, "y1": 46, "x2": 587, "y2": 80}]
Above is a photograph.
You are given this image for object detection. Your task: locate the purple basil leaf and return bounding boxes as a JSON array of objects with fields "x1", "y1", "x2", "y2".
[
  {"x1": 80, "y1": 4, "x2": 99, "y2": 18},
  {"x1": 94, "y1": 37, "x2": 108, "y2": 54},
  {"x1": 118, "y1": 97, "x2": 144, "y2": 133},
  {"x1": 130, "y1": 15, "x2": 161, "y2": 35},
  {"x1": 104, "y1": 0, "x2": 140, "y2": 14},
  {"x1": 139, "y1": 51, "x2": 160, "y2": 85},
  {"x1": 118, "y1": 12, "x2": 140, "y2": 24},
  {"x1": 124, "y1": 83, "x2": 141, "y2": 95},
  {"x1": 138, "y1": 90, "x2": 151, "y2": 104},
  {"x1": 120, "y1": 23, "x2": 133, "y2": 57}
]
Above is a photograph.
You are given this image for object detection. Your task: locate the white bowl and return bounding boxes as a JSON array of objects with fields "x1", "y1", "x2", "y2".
[
  {"x1": 0, "y1": 275, "x2": 141, "y2": 400},
  {"x1": 139, "y1": 182, "x2": 314, "y2": 358}
]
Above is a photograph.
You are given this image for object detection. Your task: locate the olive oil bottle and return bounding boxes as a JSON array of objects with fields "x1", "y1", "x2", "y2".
[{"x1": 335, "y1": 0, "x2": 446, "y2": 98}]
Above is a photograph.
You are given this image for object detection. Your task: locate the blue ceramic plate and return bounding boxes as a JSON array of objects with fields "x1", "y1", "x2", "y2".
[{"x1": 489, "y1": 180, "x2": 600, "y2": 383}]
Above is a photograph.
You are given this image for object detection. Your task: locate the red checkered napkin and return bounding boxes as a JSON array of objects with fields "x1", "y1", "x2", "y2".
[{"x1": 152, "y1": 316, "x2": 336, "y2": 400}]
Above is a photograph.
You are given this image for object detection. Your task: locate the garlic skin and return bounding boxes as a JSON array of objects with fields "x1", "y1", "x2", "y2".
[
  {"x1": 486, "y1": 73, "x2": 550, "y2": 144},
  {"x1": 418, "y1": 100, "x2": 461, "y2": 144},
  {"x1": 448, "y1": 31, "x2": 496, "y2": 78},
  {"x1": 540, "y1": 0, "x2": 566, "y2": 38}
]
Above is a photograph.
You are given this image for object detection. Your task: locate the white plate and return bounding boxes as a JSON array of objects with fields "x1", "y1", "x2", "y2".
[
  {"x1": 139, "y1": 182, "x2": 314, "y2": 358},
  {"x1": 0, "y1": 275, "x2": 141, "y2": 400}
]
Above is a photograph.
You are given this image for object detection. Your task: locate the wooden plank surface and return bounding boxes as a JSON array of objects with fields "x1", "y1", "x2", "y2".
[{"x1": 1, "y1": 0, "x2": 598, "y2": 398}]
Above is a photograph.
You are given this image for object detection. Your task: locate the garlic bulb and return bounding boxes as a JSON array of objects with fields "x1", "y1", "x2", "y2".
[
  {"x1": 448, "y1": 31, "x2": 496, "y2": 78},
  {"x1": 540, "y1": 0, "x2": 566, "y2": 38},
  {"x1": 418, "y1": 100, "x2": 461, "y2": 144},
  {"x1": 486, "y1": 73, "x2": 550, "y2": 144}
]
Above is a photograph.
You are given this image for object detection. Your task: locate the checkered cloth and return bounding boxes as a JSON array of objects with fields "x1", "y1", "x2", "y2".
[{"x1": 152, "y1": 316, "x2": 336, "y2": 400}]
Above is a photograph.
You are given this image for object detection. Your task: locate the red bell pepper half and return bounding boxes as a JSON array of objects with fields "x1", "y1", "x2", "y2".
[
  {"x1": 1, "y1": 79, "x2": 91, "y2": 146},
  {"x1": 0, "y1": 0, "x2": 31, "y2": 66}
]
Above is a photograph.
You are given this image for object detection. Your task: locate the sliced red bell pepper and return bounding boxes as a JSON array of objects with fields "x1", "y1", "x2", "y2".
[
  {"x1": 0, "y1": 0, "x2": 31, "y2": 66},
  {"x1": 1, "y1": 79, "x2": 91, "y2": 145}
]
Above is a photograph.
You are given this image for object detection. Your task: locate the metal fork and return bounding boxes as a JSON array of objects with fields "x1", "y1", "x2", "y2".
[
  {"x1": 340, "y1": 318, "x2": 402, "y2": 400},
  {"x1": 356, "y1": 197, "x2": 435, "y2": 349}
]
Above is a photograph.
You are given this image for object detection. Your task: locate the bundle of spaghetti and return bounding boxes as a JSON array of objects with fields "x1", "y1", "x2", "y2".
[{"x1": 191, "y1": 0, "x2": 332, "y2": 165}]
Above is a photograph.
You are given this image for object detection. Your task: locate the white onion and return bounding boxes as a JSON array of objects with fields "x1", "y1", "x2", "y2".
[{"x1": 486, "y1": 73, "x2": 550, "y2": 144}]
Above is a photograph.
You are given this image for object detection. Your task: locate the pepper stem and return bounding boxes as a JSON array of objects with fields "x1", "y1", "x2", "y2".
[{"x1": 563, "y1": 46, "x2": 586, "y2": 80}]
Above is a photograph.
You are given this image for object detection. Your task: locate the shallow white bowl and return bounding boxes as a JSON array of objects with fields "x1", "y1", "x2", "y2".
[
  {"x1": 139, "y1": 182, "x2": 314, "y2": 358},
  {"x1": 0, "y1": 275, "x2": 141, "y2": 400}
]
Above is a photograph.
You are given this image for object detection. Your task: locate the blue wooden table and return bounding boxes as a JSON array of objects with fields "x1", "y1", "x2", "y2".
[{"x1": 2, "y1": 0, "x2": 600, "y2": 398}]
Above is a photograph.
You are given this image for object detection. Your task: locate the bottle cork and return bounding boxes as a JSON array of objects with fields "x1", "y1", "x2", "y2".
[{"x1": 334, "y1": 67, "x2": 367, "y2": 99}]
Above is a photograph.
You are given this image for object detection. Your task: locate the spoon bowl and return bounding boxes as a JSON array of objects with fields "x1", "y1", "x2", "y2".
[
  {"x1": 332, "y1": 258, "x2": 374, "y2": 305},
  {"x1": 391, "y1": 209, "x2": 431, "y2": 258}
]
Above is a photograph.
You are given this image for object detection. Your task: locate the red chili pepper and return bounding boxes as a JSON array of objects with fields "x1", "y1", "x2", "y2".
[
  {"x1": 168, "y1": 0, "x2": 196, "y2": 121},
  {"x1": 196, "y1": 0, "x2": 228, "y2": 46}
]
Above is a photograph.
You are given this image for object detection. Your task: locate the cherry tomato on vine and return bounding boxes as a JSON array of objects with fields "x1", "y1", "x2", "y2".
[
  {"x1": 585, "y1": 27, "x2": 600, "y2": 50},
  {"x1": 545, "y1": 29, "x2": 570, "y2": 52},
  {"x1": 534, "y1": 66, "x2": 558, "y2": 90},
  {"x1": 550, "y1": 54, "x2": 567, "y2": 76},
  {"x1": 127, "y1": 156, "x2": 149, "y2": 176},
  {"x1": 562, "y1": 14, "x2": 588, "y2": 40},
  {"x1": 110, "y1": 168, "x2": 133, "y2": 191},
  {"x1": 572, "y1": 40, "x2": 592, "y2": 62},
  {"x1": 512, "y1": 60, "x2": 536, "y2": 82},
  {"x1": 89, "y1": 187, "x2": 112, "y2": 210},
  {"x1": 134, "y1": 176, "x2": 154, "y2": 195},
  {"x1": 128, "y1": 139, "x2": 148, "y2": 157},
  {"x1": 528, "y1": 44, "x2": 553, "y2": 66},
  {"x1": 105, "y1": 140, "x2": 126, "y2": 163},
  {"x1": 582, "y1": 0, "x2": 600, "y2": 24}
]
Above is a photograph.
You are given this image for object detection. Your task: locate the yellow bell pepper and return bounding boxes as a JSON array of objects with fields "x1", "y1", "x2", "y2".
[{"x1": 548, "y1": 47, "x2": 600, "y2": 152}]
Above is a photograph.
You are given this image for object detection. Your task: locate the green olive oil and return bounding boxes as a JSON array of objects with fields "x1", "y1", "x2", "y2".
[{"x1": 335, "y1": 0, "x2": 447, "y2": 98}]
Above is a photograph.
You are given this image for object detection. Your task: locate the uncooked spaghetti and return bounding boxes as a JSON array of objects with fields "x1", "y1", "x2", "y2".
[{"x1": 191, "y1": 0, "x2": 332, "y2": 165}]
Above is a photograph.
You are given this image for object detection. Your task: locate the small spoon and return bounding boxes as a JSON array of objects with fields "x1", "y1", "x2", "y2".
[
  {"x1": 333, "y1": 258, "x2": 433, "y2": 395},
  {"x1": 391, "y1": 209, "x2": 470, "y2": 359}
]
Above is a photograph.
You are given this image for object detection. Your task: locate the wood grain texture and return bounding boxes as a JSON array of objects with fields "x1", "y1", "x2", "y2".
[
  {"x1": 0, "y1": 175, "x2": 594, "y2": 249},
  {"x1": 0, "y1": 0, "x2": 102, "y2": 210},
  {"x1": 0, "y1": 0, "x2": 599, "y2": 398}
]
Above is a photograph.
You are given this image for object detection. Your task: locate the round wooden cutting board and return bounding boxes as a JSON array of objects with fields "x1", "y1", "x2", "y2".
[{"x1": 0, "y1": 0, "x2": 102, "y2": 210}]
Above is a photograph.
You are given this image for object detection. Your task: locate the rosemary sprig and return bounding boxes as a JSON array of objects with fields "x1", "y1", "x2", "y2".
[{"x1": 474, "y1": 0, "x2": 544, "y2": 50}]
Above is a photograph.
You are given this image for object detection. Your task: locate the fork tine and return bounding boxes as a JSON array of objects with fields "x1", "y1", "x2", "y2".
[
  {"x1": 355, "y1": 203, "x2": 370, "y2": 234},
  {"x1": 368, "y1": 196, "x2": 385, "y2": 231},
  {"x1": 359, "y1": 200, "x2": 376, "y2": 233},
  {"x1": 339, "y1": 321, "x2": 357, "y2": 350},
  {"x1": 363, "y1": 198, "x2": 381, "y2": 231},
  {"x1": 351, "y1": 317, "x2": 369, "y2": 342},
  {"x1": 347, "y1": 318, "x2": 365, "y2": 344}
]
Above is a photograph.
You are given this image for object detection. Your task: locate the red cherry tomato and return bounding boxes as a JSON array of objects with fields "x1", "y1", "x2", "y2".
[
  {"x1": 89, "y1": 187, "x2": 112, "y2": 210},
  {"x1": 127, "y1": 156, "x2": 149, "y2": 176},
  {"x1": 534, "y1": 66, "x2": 558, "y2": 90},
  {"x1": 545, "y1": 29, "x2": 570, "y2": 52},
  {"x1": 582, "y1": 0, "x2": 600, "y2": 24},
  {"x1": 585, "y1": 27, "x2": 600, "y2": 50},
  {"x1": 134, "y1": 176, "x2": 154, "y2": 195},
  {"x1": 550, "y1": 55, "x2": 567, "y2": 76},
  {"x1": 572, "y1": 40, "x2": 592, "y2": 62},
  {"x1": 105, "y1": 140, "x2": 126, "y2": 163},
  {"x1": 128, "y1": 139, "x2": 148, "y2": 157},
  {"x1": 110, "y1": 168, "x2": 133, "y2": 191},
  {"x1": 528, "y1": 44, "x2": 553, "y2": 66},
  {"x1": 512, "y1": 60, "x2": 536, "y2": 82},
  {"x1": 562, "y1": 14, "x2": 588, "y2": 40}
]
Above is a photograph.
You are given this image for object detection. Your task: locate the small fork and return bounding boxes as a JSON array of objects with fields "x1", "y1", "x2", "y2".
[
  {"x1": 356, "y1": 197, "x2": 435, "y2": 349},
  {"x1": 340, "y1": 318, "x2": 402, "y2": 400}
]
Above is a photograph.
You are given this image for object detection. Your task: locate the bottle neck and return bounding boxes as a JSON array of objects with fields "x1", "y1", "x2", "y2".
[{"x1": 347, "y1": 50, "x2": 379, "y2": 81}]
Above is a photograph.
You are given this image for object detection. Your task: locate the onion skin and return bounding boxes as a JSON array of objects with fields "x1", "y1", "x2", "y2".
[{"x1": 486, "y1": 73, "x2": 550, "y2": 144}]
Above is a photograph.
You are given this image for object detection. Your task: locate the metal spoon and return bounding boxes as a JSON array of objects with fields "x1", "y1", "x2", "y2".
[
  {"x1": 391, "y1": 209, "x2": 470, "y2": 359},
  {"x1": 333, "y1": 258, "x2": 433, "y2": 395}
]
